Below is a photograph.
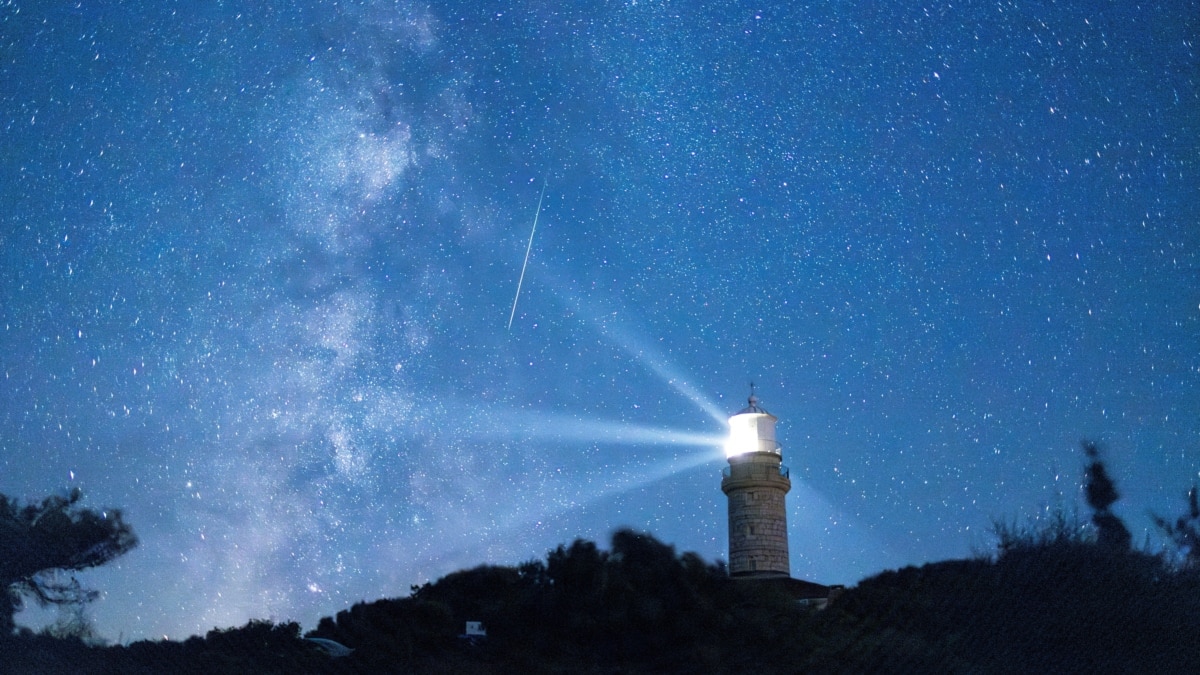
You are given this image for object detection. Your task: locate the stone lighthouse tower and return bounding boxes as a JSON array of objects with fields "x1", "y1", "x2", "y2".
[{"x1": 721, "y1": 390, "x2": 791, "y2": 577}]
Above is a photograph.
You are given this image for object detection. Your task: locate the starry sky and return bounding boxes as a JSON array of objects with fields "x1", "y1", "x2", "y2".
[{"x1": 2, "y1": 0, "x2": 1197, "y2": 641}]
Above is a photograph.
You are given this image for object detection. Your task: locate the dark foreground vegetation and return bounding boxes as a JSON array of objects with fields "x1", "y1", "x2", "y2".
[{"x1": 5, "y1": 442, "x2": 1200, "y2": 673}]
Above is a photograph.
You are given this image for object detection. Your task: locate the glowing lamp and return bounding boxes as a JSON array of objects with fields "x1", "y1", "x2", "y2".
[{"x1": 723, "y1": 394, "x2": 780, "y2": 458}]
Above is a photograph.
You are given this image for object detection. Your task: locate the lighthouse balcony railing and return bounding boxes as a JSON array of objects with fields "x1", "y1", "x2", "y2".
[{"x1": 722, "y1": 465, "x2": 790, "y2": 479}]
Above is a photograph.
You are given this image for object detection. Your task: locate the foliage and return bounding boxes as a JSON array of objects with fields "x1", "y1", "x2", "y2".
[
  {"x1": 8, "y1": 522, "x2": 1200, "y2": 672},
  {"x1": 39, "y1": 599, "x2": 106, "y2": 646},
  {"x1": 1082, "y1": 441, "x2": 1132, "y2": 551},
  {"x1": 0, "y1": 488, "x2": 138, "y2": 636},
  {"x1": 989, "y1": 501, "x2": 1090, "y2": 558},
  {"x1": 811, "y1": 545, "x2": 1200, "y2": 673},
  {"x1": 303, "y1": 528, "x2": 820, "y2": 672},
  {"x1": 1152, "y1": 485, "x2": 1200, "y2": 569},
  {"x1": 991, "y1": 441, "x2": 1132, "y2": 559},
  {"x1": 12, "y1": 443, "x2": 1200, "y2": 672}
]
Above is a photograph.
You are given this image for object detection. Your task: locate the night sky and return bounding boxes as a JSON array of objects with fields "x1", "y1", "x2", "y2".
[{"x1": 2, "y1": 1, "x2": 1197, "y2": 641}]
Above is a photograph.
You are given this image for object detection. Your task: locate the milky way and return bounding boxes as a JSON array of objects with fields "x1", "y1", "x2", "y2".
[{"x1": 2, "y1": 1, "x2": 1197, "y2": 640}]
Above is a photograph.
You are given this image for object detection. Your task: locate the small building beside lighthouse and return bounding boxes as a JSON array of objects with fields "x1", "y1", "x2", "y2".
[{"x1": 721, "y1": 389, "x2": 836, "y2": 603}]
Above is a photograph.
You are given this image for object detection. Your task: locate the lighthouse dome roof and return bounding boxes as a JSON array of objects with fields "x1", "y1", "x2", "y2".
[{"x1": 736, "y1": 394, "x2": 770, "y2": 416}]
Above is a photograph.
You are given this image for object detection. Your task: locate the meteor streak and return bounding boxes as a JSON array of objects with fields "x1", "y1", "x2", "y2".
[{"x1": 507, "y1": 179, "x2": 547, "y2": 330}]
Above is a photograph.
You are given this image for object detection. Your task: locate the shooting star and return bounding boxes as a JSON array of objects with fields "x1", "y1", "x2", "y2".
[{"x1": 507, "y1": 179, "x2": 547, "y2": 331}]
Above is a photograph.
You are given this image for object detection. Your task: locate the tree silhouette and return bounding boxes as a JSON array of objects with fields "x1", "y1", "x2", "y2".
[
  {"x1": 1082, "y1": 441, "x2": 1131, "y2": 551},
  {"x1": 0, "y1": 488, "x2": 137, "y2": 636},
  {"x1": 1153, "y1": 485, "x2": 1200, "y2": 569}
]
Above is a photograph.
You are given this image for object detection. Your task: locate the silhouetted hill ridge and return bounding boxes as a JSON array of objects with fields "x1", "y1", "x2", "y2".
[{"x1": 4, "y1": 530, "x2": 1200, "y2": 673}]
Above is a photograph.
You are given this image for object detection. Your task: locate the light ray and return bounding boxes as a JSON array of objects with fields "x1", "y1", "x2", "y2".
[
  {"x1": 532, "y1": 273, "x2": 728, "y2": 424},
  {"x1": 600, "y1": 321, "x2": 728, "y2": 424},
  {"x1": 461, "y1": 407, "x2": 725, "y2": 449},
  {"x1": 403, "y1": 447, "x2": 721, "y2": 574}
]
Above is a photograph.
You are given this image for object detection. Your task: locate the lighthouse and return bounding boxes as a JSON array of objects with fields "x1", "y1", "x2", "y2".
[{"x1": 721, "y1": 390, "x2": 791, "y2": 577}]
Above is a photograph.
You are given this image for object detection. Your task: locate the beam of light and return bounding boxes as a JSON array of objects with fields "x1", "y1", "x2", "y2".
[
  {"x1": 786, "y1": 476, "x2": 898, "y2": 584},
  {"x1": 558, "y1": 448, "x2": 721, "y2": 507},
  {"x1": 600, "y1": 321, "x2": 729, "y2": 425},
  {"x1": 461, "y1": 407, "x2": 725, "y2": 449},
  {"x1": 507, "y1": 178, "x2": 547, "y2": 331},
  {"x1": 533, "y1": 274, "x2": 728, "y2": 425},
  {"x1": 401, "y1": 446, "x2": 723, "y2": 576}
]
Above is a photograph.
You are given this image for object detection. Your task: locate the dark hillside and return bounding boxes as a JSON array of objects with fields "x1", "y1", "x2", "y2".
[
  {"x1": 307, "y1": 529, "x2": 820, "y2": 673},
  {"x1": 807, "y1": 544, "x2": 1200, "y2": 673},
  {"x1": 5, "y1": 530, "x2": 1200, "y2": 673}
]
